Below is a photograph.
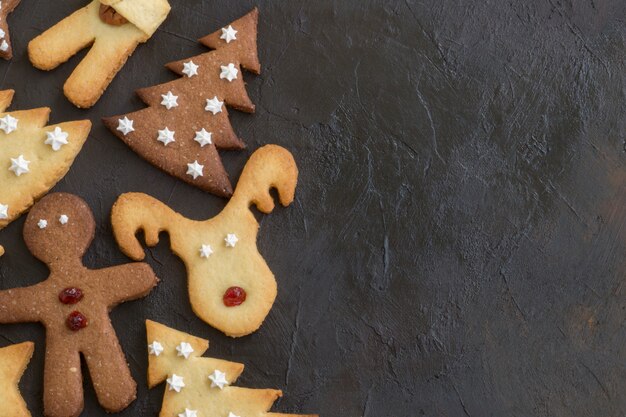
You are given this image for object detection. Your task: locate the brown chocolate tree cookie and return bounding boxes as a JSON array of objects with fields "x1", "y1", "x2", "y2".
[
  {"x1": 0, "y1": 193, "x2": 159, "y2": 417},
  {"x1": 103, "y1": 9, "x2": 260, "y2": 198},
  {"x1": 0, "y1": 0, "x2": 21, "y2": 60}
]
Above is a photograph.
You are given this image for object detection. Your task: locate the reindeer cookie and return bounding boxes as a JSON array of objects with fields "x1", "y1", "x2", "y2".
[
  {"x1": 112, "y1": 145, "x2": 298, "y2": 337},
  {"x1": 0, "y1": 193, "x2": 159, "y2": 417},
  {"x1": 28, "y1": 0, "x2": 171, "y2": 108}
]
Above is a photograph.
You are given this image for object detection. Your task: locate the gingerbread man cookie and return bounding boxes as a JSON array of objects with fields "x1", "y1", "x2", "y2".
[
  {"x1": 0, "y1": 341, "x2": 34, "y2": 417},
  {"x1": 0, "y1": 193, "x2": 159, "y2": 417},
  {"x1": 112, "y1": 145, "x2": 298, "y2": 337},
  {"x1": 0, "y1": 0, "x2": 21, "y2": 60},
  {"x1": 28, "y1": 0, "x2": 171, "y2": 108}
]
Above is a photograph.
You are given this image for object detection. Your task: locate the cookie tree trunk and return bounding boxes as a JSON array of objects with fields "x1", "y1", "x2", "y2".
[{"x1": 103, "y1": 9, "x2": 260, "y2": 198}]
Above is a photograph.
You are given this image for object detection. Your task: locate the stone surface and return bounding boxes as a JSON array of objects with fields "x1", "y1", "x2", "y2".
[{"x1": 0, "y1": 0, "x2": 624, "y2": 415}]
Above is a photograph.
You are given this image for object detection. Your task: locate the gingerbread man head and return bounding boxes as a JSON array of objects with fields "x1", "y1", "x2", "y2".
[{"x1": 23, "y1": 193, "x2": 95, "y2": 265}]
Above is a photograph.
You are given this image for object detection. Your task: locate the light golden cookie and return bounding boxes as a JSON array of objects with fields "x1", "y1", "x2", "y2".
[
  {"x1": 112, "y1": 145, "x2": 298, "y2": 337},
  {"x1": 0, "y1": 341, "x2": 34, "y2": 417},
  {"x1": 146, "y1": 320, "x2": 317, "y2": 417},
  {"x1": 0, "y1": 89, "x2": 91, "y2": 231},
  {"x1": 28, "y1": 0, "x2": 170, "y2": 108}
]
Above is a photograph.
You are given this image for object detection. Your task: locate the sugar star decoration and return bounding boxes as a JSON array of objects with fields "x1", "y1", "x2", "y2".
[
  {"x1": 157, "y1": 127, "x2": 176, "y2": 146},
  {"x1": 219, "y1": 63, "x2": 239, "y2": 82},
  {"x1": 208, "y1": 369, "x2": 228, "y2": 389},
  {"x1": 0, "y1": 113, "x2": 18, "y2": 134},
  {"x1": 194, "y1": 128, "x2": 213, "y2": 147},
  {"x1": 220, "y1": 25, "x2": 237, "y2": 43},
  {"x1": 45, "y1": 126, "x2": 70, "y2": 151},
  {"x1": 166, "y1": 374, "x2": 185, "y2": 392},
  {"x1": 182, "y1": 60, "x2": 199, "y2": 78},
  {"x1": 228, "y1": 412, "x2": 241, "y2": 417},
  {"x1": 59, "y1": 214, "x2": 69, "y2": 225},
  {"x1": 224, "y1": 233, "x2": 238, "y2": 248},
  {"x1": 161, "y1": 91, "x2": 179, "y2": 110},
  {"x1": 0, "y1": 203, "x2": 8, "y2": 219},
  {"x1": 117, "y1": 116, "x2": 134, "y2": 136},
  {"x1": 148, "y1": 341, "x2": 164, "y2": 356},
  {"x1": 178, "y1": 409, "x2": 198, "y2": 417},
  {"x1": 186, "y1": 161, "x2": 204, "y2": 179},
  {"x1": 37, "y1": 219, "x2": 48, "y2": 229},
  {"x1": 176, "y1": 342, "x2": 194, "y2": 359},
  {"x1": 9, "y1": 154, "x2": 30, "y2": 176},
  {"x1": 204, "y1": 96, "x2": 223, "y2": 115},
  {"x1": 199, "y1": 244, "x2": 213, "y2": 258}
]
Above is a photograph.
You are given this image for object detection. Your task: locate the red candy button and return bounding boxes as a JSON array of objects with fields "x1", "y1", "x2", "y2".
[
  {"x1": 66, "y1": 311, "x2": 88, "y2": 331},
  {"x1": 223, "y1": 286, "x2": 246, "y2": 307},
  {"x1": 59, "y1": 287, "x2": 83, "y2": 304}
]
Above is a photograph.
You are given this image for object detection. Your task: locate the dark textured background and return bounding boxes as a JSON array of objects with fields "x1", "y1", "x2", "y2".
[{"x1": 0, "y1": 0, "x2": 625, "y2": 416}]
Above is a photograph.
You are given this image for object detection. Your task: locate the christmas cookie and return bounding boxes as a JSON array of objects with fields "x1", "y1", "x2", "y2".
[
  {"x1": 28, "y1": 0, "x2": 171, "y2": 108},
  {"x1": 0, "y1": 193, "x2": 159, "y2": 417},
  {"x1": 0, "y1": 89, "x2": 91, "y2": 232},
  {"x1": 0, "y1": 341, "x2": 34, "y2": 417},
  {"x1": 103, "y1": 9, "x2": 260, "y2": 197},
  {"x1": 146, "y1": 320, "x2": 317, "y2": 417},
  {"x1": 112, "y1": 145, "x2": 297, "y2": 337},
  {"x1": 0, "y1": 0, "x2": 21, "y2": 60}
]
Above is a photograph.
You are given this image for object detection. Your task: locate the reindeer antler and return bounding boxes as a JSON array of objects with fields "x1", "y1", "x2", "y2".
[{"x1": 230, "y1": 144, "x2": 299, "y2": 213}]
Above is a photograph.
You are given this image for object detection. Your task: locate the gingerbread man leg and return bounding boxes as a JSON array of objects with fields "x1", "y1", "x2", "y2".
[
  {"x1": 43, "y1": 338, "x2": 83, "y2": 417},
  {"x1": 82, "y1": 331, "x2": 137, "y2": 412}
]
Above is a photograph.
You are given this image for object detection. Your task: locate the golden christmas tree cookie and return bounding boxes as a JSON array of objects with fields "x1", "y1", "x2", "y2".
[
  {"x1": 0, "y1": 89, "x2": 91, "y2": 256},
  {"x1": 0, "y1": 341, "x2": 34, "y2": 417},
  {"x1": 146, "y1": 320, "x2": 317, "y2": 417}
]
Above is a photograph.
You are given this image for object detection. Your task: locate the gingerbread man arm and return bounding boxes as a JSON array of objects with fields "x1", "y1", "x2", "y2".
[
  {"x1": 94, "y1": 263, "x2": 158, "y2": 305},
  {"x1": 229, "y1": 145, "x2": 298, "y2": 214},
  {"x1": 0, "y1": 284, "x2": 46, "y2": 323},
  {"x1": 111, "y1": 193, "x2": 189, "y2": 261}
]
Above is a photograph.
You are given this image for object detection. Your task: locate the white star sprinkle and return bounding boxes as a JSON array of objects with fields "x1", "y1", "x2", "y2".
[
  {"x1": 220, "y1": 63, "x2": 239, "y2": 82},
  {"x1": 225, "y1": 234, "x2": 238, "y2": 248},
  {"x1": 0, "y1": 114, "x2": 18, "y2": 134},
  {"x1": 0, "y1": 29, "x2": 5, "y2": 38},
  {"x1": 117, "y1": 117, "x2": 134, "y2": 136},
  {"x1": 45, "y1": 127, "x2": 69, "y2": 151},
  {"x1": 157, "y1": 127, "x2": 176, "y2": 146},
  {"x1": 0, "y1": 41, "x2": 8, "y2": 52},
  {"x1": 194, "y1": 128, "x2": 213, "y2": 147},
  {"x1": 59, "y1": 214, "x2": 69, "y2": 225},
  {"x1": 9, "y1": 155, "x2": 30, "y2": 176},
  {"x1": 176, "y1": 342, "x2": 194, "y2": 359},
  {"x1": 148, "y1": 341, "x2": 164, "y2": 356},
  {"x1": 182, "y1": 60, "x2": 199, "y2": 78},
  {"x1": 178, "y1": 409, "x2": 198, "y2": 417},
  {"x1": 199, "y1": 244, "x2": 213, "y2": 258},
  {"x1": 166, "y1": 374, "x2": 185, "y2": 392},
  {"x1": 208, "y1": 369, "x2": 229, "y2": 389},
  {"x1": 228, "y1": 413, "x2": 241, "y2": 417},
  {"x1": 0, "y1": 203, "x2": 7, "y2": 219},
  {"x1": 220, "y1": 25, "x2": 238, "y2": 43},
  {"x1": 161, "y1": 91, "x2": 179, "y2": 110},
  {"x1": 186, "y1": 160, "x2": 204, "y2": 179},
  {"x1": 205, "y1": 96, "x2": 223, "y2": 115},
  {"x1": 37, "y1": 219, "x2": 48, "y2": 229}
]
